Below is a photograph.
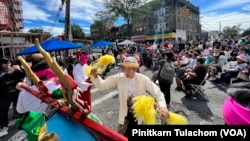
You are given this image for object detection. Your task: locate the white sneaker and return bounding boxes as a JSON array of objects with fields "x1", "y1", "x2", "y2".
[
  {"x1": 209, "y1": 77, "x2": 217, "y2": 81},
  {"x1": 0, "y1": 127, "x2": 8, "y2": 137}
]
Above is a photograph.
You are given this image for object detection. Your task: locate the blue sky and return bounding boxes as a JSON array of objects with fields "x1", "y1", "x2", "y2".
[{"x1": 22, "y1": 0, "x2": 250, "y2": 36}]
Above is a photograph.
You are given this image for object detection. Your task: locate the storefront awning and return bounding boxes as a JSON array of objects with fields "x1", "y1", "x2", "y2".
[
  {"x1": 146, "y1": 32, "x2": 176, "y2": 40},
  {"x1": 130, "y1": 35, "x2": 146, "y2": 42}
]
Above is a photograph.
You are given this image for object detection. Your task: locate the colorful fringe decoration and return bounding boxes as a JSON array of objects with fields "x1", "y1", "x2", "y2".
[
  {"x1": 132, "y1": 95, "x2": 157, "y2": 124},
  {"x1": 85, "y1": 54, "x2": 115, "y2": 77},
  {"x1": 132, "y1": 95, "x2": 188, "y2": 125},
  {"x1": 167, "y1": 112, "x2": 188, "y2": 125}
]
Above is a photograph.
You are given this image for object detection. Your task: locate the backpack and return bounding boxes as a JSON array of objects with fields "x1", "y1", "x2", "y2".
[{"x1": 160, "y1": 61, "x2": 175, "y2": 84}]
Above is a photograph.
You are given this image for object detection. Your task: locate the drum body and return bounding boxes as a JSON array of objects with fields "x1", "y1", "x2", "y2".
[{"x1": 45, "y1": 112, "x2": 98, "y2": 141}]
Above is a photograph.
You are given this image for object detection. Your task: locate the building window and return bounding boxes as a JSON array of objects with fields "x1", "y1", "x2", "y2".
[
  {"x1": 154, "y1": 24, "x2": 159, "y2": 32},
  {"x1": 165, "y1": 7, "x2": 169, "y2": 17},
  {"x1": 164, "y1": 22, "x2": 169, "y2": 29},
  {"x1": 158, "y1": 8, "x2": 165, "y2": 17}
]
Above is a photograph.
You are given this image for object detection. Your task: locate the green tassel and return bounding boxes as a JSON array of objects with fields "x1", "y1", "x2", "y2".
[
  {"x1": 15, "y1": 111, "x2": 46, "y2": 141},
  {"x1": 51, "y1": 88, "x2": 63, "y2": 99}
]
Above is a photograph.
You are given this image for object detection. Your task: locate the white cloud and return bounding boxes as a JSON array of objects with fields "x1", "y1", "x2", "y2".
[
  {"x1": 242, "y1": 5, "x2": 250, "y2": 11},
  {"x1": 22, "y1": 0, "x2": 51, "y2": 21},
  {"x1": 22, "y1": 0, "x2": 105, "y2": 34},
  {"x1": 82, "y1": 27, "x2": 90, "y2": 33},
  {"x1": 70, "y1": 0, "x2": 105, "y2": 23},
  {"x1": 42, "y1": 26, "x2": 64, "y2": 36},
  {"x1": 202, "y1": 0, "x2": 250, "y2": 12},
  {"x1": 22, "y1": 26, "x2": 64, "y2": 36},
  {"x1": 201, "y1": 11, "x2": 250, "y2": 31}
]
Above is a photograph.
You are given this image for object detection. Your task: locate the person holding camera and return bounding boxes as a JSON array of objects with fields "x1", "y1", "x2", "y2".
[{"x1": 0, "y1": 57, "x2": 26, "y2": 137}]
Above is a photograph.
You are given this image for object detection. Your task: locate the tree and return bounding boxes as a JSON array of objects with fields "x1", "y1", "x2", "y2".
[
  {"x1": 28, "y1": 28, "x2": 50, "y2": 42},
  {"x1": 71, "y1": 23, "x2": 85, "y2": 39},
  {"x1": 131, "y1": 0, "x2": 161, "y2": 34},
  {"x1": 90, "y1": 20, "x2": 105, "y2": 40},
  {"x1": 90, "y1": 10, "x2": 116, "y2": 40},
  {"x1": 241, "y1": 27, "x2": 250, "y2": 37},
  {"x1": 103, "y1": 0, "x2": 145, "y2": 37},
  {"x1": 28, "y1": 28, "x2": 44, "y2": 33},
  {"x1": 222, "y1": 24, "x2": 242, "y2": 38}
]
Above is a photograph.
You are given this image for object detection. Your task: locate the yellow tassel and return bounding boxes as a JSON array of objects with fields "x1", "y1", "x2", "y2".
[
  {"x1": 132, "y1": 95, "x2": 189, "y2": 125},
  {"x1": 85, "y1": 66, "x2": 92, "y2": 77},
  {"x1": 85, "y1": 54, "x2": 115, "y2": 77},
  {"x1": 132, "y1": 95, "x2": 157, "y2": 124},
  {"x1": 98, "y1": 54, "x2": 115, "y2": 65},
  {"x1": 167, "y1": 112, "x2": 188, "y2": 125},
  {"x1": 40, "y1": 133, "x2": 59, "y2": 141},
  {"x1": 38, "y1": 123, "x2": 47, "y2": 141}
]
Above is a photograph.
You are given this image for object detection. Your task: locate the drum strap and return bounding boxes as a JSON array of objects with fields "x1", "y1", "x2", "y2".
[{"x1": 44, "y1": 102, "x2": 60, "y2": 120}]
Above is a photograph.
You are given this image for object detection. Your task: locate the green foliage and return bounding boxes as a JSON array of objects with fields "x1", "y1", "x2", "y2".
[
  {"x1": 103, "y1": 0, "x2": 144, "y2": 36},
  {"x1": 222, "y1": 24, "x2": 242, "y2": 38},
  {"x1": 95, "y1": 10, "x2": 116, "y2": 24},
  {"x1": 90, "y1": 10, "x2": 116, "y2": 40},
  {"x1": 71, "y1": 23, "x2": 85, "y2": 39},
  {"x1": 131, "y1": 0, "x2": 161, "y2": 33},
  {"x1": 241, "y1": 27, "x2": 250, "y2": 37},
  {"x1": 28, "y1": 28, "x2": 44, "y2": 33}
]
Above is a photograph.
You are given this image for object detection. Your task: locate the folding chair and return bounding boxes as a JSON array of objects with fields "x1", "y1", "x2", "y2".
[{"x1": 190, "y1": 73, "x2": 209, "y2": 101}]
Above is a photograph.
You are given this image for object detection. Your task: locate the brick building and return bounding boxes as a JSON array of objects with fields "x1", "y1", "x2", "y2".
[
  {"x1": 131, "y1": 0, "x2": 200, "y2": 42},
  {"x1": 0, "y1": 0, "x2": 23, "y2": 32}
]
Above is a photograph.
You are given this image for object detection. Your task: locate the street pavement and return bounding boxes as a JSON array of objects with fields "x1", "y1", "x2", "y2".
[
  {"x1": 3, "y1": 64, "x2": 227, "y2": 140},
  {"x1": 91, "y1": 65, "x2": 226, "y2": 132}
]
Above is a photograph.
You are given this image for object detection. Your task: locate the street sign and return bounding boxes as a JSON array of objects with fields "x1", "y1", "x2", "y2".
[{"x1": 59, "y1": 19, "x2": 65, "y2": 23}]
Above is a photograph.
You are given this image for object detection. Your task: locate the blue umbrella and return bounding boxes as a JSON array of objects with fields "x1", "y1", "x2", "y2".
[
  {"x1": 16, "y1": 39, "x2": 83, "y2": 55},
  {"x1": 90, "y1": 40, "x2": 113, "y2": 48}
]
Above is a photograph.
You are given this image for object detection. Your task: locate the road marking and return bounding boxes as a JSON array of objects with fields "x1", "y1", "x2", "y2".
[{"x1": 92, "y1": 91, "x2": 118, "y2": 107}]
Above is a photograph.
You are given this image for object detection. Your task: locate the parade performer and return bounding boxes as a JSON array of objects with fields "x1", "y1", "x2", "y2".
[
  {"x1": 73, "y1": 52, "x2": 91, "y2": 91},
  {"x1": 13, "y1": 38, "x2": 127, "y2": 141},
  {"x1": 90, "y1": 56, "x2": 170, "y2": 137},
  {"x1": 222, "y1": 82, "x2": 250, "y2": 125},
  {"x1": 15, "y1": 54, "x2": 101, "y2": 141}
]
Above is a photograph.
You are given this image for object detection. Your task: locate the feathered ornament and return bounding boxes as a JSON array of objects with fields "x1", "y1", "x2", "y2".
[
  {"x1": 132, "y1": 95, "x2": 158, "y2": 124},
  {"x1": 85, "y1": 54, "x2": 115, "y2": 77},
  {"x1": 132, "y1": 94, "x2": 188, "y2": 125}
]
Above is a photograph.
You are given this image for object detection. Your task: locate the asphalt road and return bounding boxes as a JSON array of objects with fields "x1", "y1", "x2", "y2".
[{"x1": 3, "y1": 64, "x2": 227, "y2": 140}]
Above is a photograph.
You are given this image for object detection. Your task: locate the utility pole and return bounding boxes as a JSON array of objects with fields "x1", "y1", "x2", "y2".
[
  {"x1": 64, "y1": 0, "x2": 72, "y2": 41},
  {"x1": 219, "y1": 22, "x2": 222, "y2": 40},
  {"x1": 63, "y1": 0, "x2": 72, "y2": 68}
]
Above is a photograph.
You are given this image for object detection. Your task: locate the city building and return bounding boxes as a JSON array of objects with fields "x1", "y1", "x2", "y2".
[
  {"x1": 0, "y1": 0, "x2": 24, "y2": 32},
  {"x1": 131, "y1": 0, "x2": 200, "y2": 43},
  {"x1": 0, "y1": 32, "x2": 51, "y2": 59}
]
